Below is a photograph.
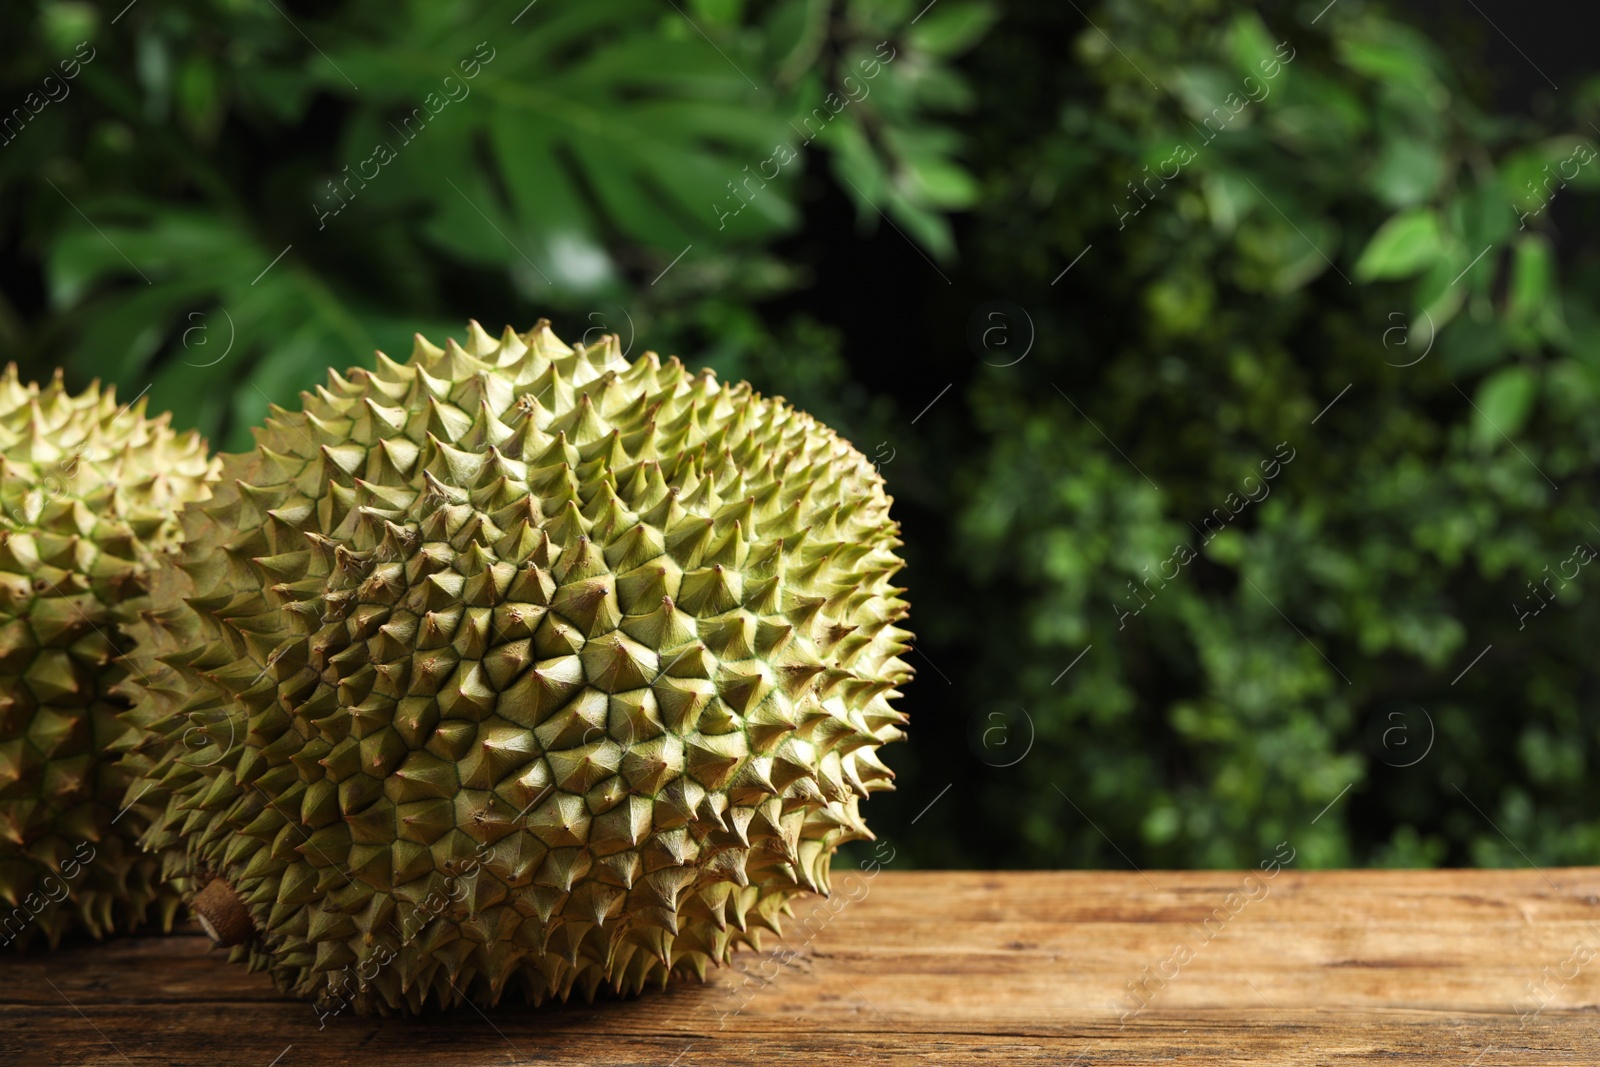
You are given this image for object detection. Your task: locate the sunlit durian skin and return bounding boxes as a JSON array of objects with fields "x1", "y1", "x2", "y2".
[
  {"x1": 119, "y1": 321, "x2": 911, "y2": 1013},
  {"x1": 0, "y1": 367, "x2": 216, "y2": 948}
]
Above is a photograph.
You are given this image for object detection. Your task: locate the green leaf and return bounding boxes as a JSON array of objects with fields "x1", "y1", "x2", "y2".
[
  {"x1": 1508, "y1": 235, "x2": 1554, "y2": 326},
  {"x1": 1463, "y1": 179, "x2": 1516, "y2": 249},
  {"x1": 373, "y1": 37, "x2": 779, "y2": 279},
  {"x1": 1561, "y1": 139, "x2": 1600, "y2": 190},
  {"x1": 765, "y1": 0, "x2": 829, "y2": 77},
  {"x1": 1470, "y1": 365, "x2": 1537, "y2": 448},
  {"x1": 50, "y1": 207, "x2": 388, "y2": 444},
  {"x1": 1171, "y1": 65, "x2": 1238, "y2": 123},
  {"x1": 41, "y1": 2, "x2": 99, "y2": 53},
  {"x1": 688, "y1": 0, "x2": 744, "y2": 26},
  {"x1": 1334, "y1": 23, "x2": 1448, "y2": 111},
  {"x1": 902, "y1": 153, "x2": 978, "y2": 208},
  {"x1": 176, "y1": 58, "x2": 222, "y2": 141},
  {"x1": 1413, "y1": 258, "x2": 1464, "y2": 334},
  {"x1": 1354, "y1": 208, "x2": 1444, "y2": 281},
  {"x1": 908, "y1": 2, "x2": 998, "y2": 57},
  {"x1": 1226, "y1": 13, "x2": 1279, "y2": 80},
  {"x1": 1367, "y1": 136, "x2": 1443, "y2": 208},
  {"x1": 1502, "y1": 146, "x2": 1553, "y2": 213},
  {"x1": 1526, "y1": 137, "x2": 1600, "y2": 193}
]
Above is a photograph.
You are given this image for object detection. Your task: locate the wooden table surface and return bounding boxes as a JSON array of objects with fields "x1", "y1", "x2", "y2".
[{"x1": 7, "y1": 869, "x2": 1600, "y2": 1065}]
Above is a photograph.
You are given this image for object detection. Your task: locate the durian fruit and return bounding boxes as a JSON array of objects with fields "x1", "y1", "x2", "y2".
[
  {"x1": 0, "y1": 367, "x2": 217, "y2": 948},
  {"x1": 119, "y1": 320, "x2": 912, "y2": 1014}
]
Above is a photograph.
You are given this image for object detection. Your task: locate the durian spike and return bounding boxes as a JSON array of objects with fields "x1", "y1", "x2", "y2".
[
  {"x1": 115, "y1": 320, "x2": 910, "y2": 1013},
  {"x1": 0, "y1": 366, "x2": 218, "y2": 949}
]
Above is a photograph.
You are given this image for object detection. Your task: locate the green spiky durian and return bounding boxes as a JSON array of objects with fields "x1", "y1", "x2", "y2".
[
  {"x1": 0, "y1": 367, "x2": 217, "y2": 948},
  {"x1": 119, "y1": 320, "x2": 912, "y2": 1014}
]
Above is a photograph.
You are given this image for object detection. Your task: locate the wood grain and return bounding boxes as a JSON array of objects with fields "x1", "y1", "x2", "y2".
[{"x1": 6, "y1": 869, "x2": 1600, "y2": 1065}]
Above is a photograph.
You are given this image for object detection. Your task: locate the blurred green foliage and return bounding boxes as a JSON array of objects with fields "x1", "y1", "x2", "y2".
[
  {"x1": 4, "y1": 0, "x2": 1599, "y2": 871},
  {"x1": 0, "y1": 0, "x2": 989, "y2": 449},
  {"x1": 884, "y1": 0, "x2": 1600, "y2": 870}
]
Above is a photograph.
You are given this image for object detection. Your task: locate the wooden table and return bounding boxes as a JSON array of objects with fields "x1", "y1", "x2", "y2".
[{"x1": 7, "y1": 869, "x2": 1600, "y2": 1065}]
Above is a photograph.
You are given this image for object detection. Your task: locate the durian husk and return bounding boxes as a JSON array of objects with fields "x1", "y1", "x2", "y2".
[
  {"x1": 118, "y1": 321, "x2": 912, "y2": 1013},
  {"x1": 0, "y1": 367, "x2": 217, "y2": 948}
]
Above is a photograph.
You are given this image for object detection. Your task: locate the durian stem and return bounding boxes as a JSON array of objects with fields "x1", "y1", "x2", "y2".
[{"x1": 193, "y1": 878, "x2": 255, "y2": 947}]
